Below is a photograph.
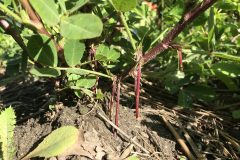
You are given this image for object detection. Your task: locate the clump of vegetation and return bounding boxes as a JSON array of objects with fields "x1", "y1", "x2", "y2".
[{"x1": 0, "y1": 0, "x2": 239, "y2": 158}]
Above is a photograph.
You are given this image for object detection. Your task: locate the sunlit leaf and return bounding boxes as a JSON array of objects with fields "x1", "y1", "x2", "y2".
[
  {"x1": 95, "y1": 44, "x2": 120, "y2": 62},
  {"x1": 60, "y1": 14, "x2": 103, "y2": 40},
  {"x1": 212, "y1": 62, "x2": 240, "y2": 78},
  {"x1": 213, "y1": 53, "x2": 240, "y2": 62},
  {"x1": 23, "y1": 126, "x2": 79, "y2": 159},
  {"x1": 111, "y1": 0, "x2": 137, "y2": 12},
  {"x1": 29, "y1": 0, "x2": 60, "y2": 26},
  {"x1": 64, "y1": 40, "x2": 85, "y2": 67},
  {"x1": 76, "y1": 76, "x2": 96, "y2": 88}
]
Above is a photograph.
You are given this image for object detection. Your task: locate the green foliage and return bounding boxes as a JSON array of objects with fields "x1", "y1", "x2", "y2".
[
  {"x1": 27, "y1": 34, "x2": 58, "y2": 67},
  {"x1": 0, "y1": 107, "x2": 16, "y2": 160},
  {"x1": 76, "y1": 76, "x2": 97, "y2": 89},
  {"x1": 95, "y1": 44, "x2": 120, "y2": 62},
  {"x1": 22, "y1": 126, "x2": 79, "y2": 159},
  {"x1": 0, "y1": 0, "x2": 239, "y2": 109},
  {"x1": 29, "y1": 0, "x2": 60, "y2": 26},
  {"x1": 111, "y1": 0, "x2": 138, "y2": 12},
  {"x1": 60, "y1": 14, "x2": 103, "y2": 40},
  {"x1": 64, "y1": 40, "x2": 85, "y2": 67},
  {"x1": 30, "y1": 67, "x2": 61, "y2": 78}
]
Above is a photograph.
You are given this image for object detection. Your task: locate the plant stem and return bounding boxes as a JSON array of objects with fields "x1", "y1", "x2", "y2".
[
  {"x1": 120, "y1": 0, "x2": 218, "y2": 80},
  {"x1": 143, "y1": 0, "x2": 218, "y2": 64},
  {"x1": 109, "y1": 77, "x2": 117, "y2": 120},
  {"x1": 54, "y1": 67, "x2": 113, "y2": 79},
  {"x1": 135, "y1": 64, "x2": 141, "y2": 119},
  {"x1": 115, "y1": 79, "x2": 121, "y2": 127},
  {"x1": 0, "y1": 3, "x2": 22, "y2": 23},
  {"x1": 120, "y1": 12, "x2": 136, "y2": 50}
]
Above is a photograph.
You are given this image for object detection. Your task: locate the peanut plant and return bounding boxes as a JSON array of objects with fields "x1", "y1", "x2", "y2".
[{"x1": 0, "y1": 0, "x2": 240, "y2": 126}]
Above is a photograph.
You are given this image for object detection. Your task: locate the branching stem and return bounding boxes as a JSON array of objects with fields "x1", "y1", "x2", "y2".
[{"x1": 120, "y1": 0, "x2": 218, "y2": 80}]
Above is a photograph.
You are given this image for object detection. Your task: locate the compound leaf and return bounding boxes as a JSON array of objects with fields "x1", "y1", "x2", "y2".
[{"x1": 27, "y1": 34, "x2": 58, "y2": 67}]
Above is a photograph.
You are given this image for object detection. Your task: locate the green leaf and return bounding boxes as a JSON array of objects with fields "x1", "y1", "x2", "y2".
[
  {"x1": 213, "y1": 53, "x2": 240, "y2": 62},
  {"x1": 208, "y1": 7, "x2": 215, "y2": 50},
  {"x1": 212, "y1": 62, "x2": 240, "y2": 78},
  {"x1": 58, "y1": 0, "x2": 67, "y2": 14},
  {"x1": 30, "y1": 67, "x2": 61, "y2": 77},
  {"x1": 111, "y1": 0, "x2": 137, "y2": 12},
  {"x1": 60, "y1": 14, "x2": 103, "y2": 40},
  {"x1": 169, "y1": 2, "x2": 184, "y2": 18},
  {"x1": 29, "y1": 0, "x2": 60, "y2": 26},
  {"x1": 23, "y1": 126, "x2": 79, "y2": 159},
  {"x1": 27, "y1": 34, "x2": 58, "y2": 67},
  {"x1": 214, "y1": 71, "x2": 238, "y2": 90},
  {"x1": 0, "y1": 107, "x2": 16, "y2": 160},
  {"x1": 64, "y1": 40, "x2": 85, "y2": 67},
  {"x1": 185, "y1": 85, "x2": 216, "y2": 102},
  {"x1": 74, "y1": 88, "x2": 93, "y2": 98},
  {"x1": 95, "y1": 44, "x2": 120, "y2": 62},
  {"x1": 76, "y1": 76, "x2": 96, "y2": 88},
  {"x1": 3, "y1": 0, "x2": 12, "y2": 6},
  {"x1": 215, "y1": 2, "x2": 237, "y2": 10},
  {"x1": 80, "y1": 88, "x2": 93, "y2": 97}
]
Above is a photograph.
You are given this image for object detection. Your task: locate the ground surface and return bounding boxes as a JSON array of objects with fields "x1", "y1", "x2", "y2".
[{"x1": 0, "y1": 78, "x2": 239, "y2": 160}]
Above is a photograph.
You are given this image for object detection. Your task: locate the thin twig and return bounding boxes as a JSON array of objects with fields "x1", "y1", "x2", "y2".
[
  {"x1": 176, "y1": 118, "x2": 203, "y2": 159},
  {"x1": 119, "y1": 12, "x2": 136, "y2": 50},
  {"x1": 219, "y1": 131, "x2": 240, "y2": 152},
  {"x1": 161, "y1": 114, "x2": 196, "y2": 160},
  {"x1": 20, "y1": 0, "x2": 49, "y2": 36},
  {"x1": 115, "y1": 78, "x2": 121, "y2": 127}
]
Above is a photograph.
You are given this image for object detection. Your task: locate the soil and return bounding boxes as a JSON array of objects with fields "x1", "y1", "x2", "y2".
[
  {"x1": 0, "y1": 78, "x2": 239, "y2": 160},
  {"x1": 0, "y1": 79, "x2": 177, "y2": 160}
]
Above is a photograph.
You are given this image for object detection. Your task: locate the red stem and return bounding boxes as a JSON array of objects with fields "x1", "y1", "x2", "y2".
[
  {"x1": 143, "y1": 0, "x2": 217, "y2": 64},
  {"x1": 120, "y1": 0, "x2": 217, "y2": 80},
  {"x1": 135, "y1": 64, "x2": 141, "y2": 119},
  {"x1": 115, "y1": 79, "x2": 121, "y2": 127},
  {"x1": 109, "y1": 77, "x2": 116, "y2": 120},
  {"x1": 178, "y1": 48, "x2": 183, "y2": 71}
]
